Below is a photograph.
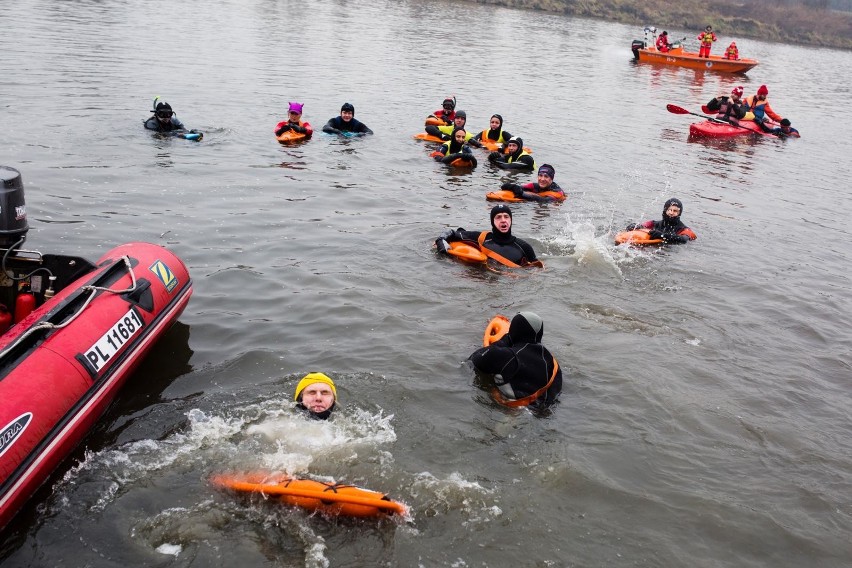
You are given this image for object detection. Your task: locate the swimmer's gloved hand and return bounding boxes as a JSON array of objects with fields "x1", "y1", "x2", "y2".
[
  {"x1": 625, "y1": 223, "x2": 640, "y2": 231},
  {"x1": 435, "y1": 238, "x2": 450, "y2": 253},
  {"x1": 648, "y1": 230, "x2": 664, "y2": 240}
]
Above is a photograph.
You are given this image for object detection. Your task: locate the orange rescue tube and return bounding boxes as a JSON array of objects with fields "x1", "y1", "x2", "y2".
[
  {"x1": 210, "y1": 472, "x2": 408, "y2": 518},
  {"x1": 479, "y1": 139, "x2": 533, "y2": 154},
  {"x1": 277, "y1": 130, "x2": 307, "y2": 144},
  {"x1": 614, "y1": 230, "x2": 663, "y2": 246},
  {"x1": 413, "y1": 132, "x2": 446, "y2": 143},
  {"x1": 447, "y1": 241, "x2": 487, "y2": 264},
  {"x1": 483, "y1": 314, "x2": 510, "y2": 346},
  {"x1": 485, "y1": 190, "x2": 565, "y2": 203},
  {"x1": 425, "y1": 116, "x2": 448, "y2": 126}
]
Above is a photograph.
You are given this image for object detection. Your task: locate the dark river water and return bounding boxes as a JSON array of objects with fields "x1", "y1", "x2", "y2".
[{"x1": 2, "y1": 0, "x2": 852, "y2": 566}]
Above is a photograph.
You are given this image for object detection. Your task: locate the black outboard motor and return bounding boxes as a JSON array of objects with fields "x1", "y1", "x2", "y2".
[
  {"x1": 0, "y1": 166, "x2": 29, "y2": 249},
  {"x1": 631, "y1": 39, "x2": 645, "y2": 59}
]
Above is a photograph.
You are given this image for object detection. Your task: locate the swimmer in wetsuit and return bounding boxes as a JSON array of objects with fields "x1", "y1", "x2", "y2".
[
  {"x1": 294, "y1": 372, "x2": 338, "y2": 420},
  {"x1": 432, "y1": 128, "x2": 477, "y2": 166},
  {"x1": 488, "y1": 137, "x2": 535, "y2": 171},
  {"x1": 471, "y1": 114, "x2": 513, "y2": 147},
  {"x1": 469, "y1": 311, "x2": 562, "y2": 410},
  {"x1": 323, "y1": 102, "x2": 373, "y2": 136},
  {"x1": 435, "y1": 204, "x2": 540, "y2": 268},
  {"x1": 501, "y1": 164, "x2": 564, "y2": 202},
  {"x1": 275, "y1": 101, "x2": 313, "y2": 138},
  {"x1": 625, "y1": 198, "x2": 697, "y2": 244}
]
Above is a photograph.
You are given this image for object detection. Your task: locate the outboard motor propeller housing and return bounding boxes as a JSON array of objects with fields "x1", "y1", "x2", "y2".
[
  {"x1": 631, "y1": 39, "x2": 645, "y2": 59},
  {"x1": 0, "y1": 166, "x2": 29, "y2": 249}
]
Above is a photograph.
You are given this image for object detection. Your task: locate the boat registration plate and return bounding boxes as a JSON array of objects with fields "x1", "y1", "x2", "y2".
[{"x1": 81, "y1": 307, "x2": 145, "y2": 374}]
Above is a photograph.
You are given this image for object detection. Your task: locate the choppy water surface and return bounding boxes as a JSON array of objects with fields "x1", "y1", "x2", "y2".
[{"x1": 2, "y1": 0, "x2": 851, "y2": 566}]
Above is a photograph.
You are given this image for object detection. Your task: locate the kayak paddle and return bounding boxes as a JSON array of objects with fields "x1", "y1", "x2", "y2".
[{"x1": 666, "y1": 104, "x2": 777, "y2": 136}]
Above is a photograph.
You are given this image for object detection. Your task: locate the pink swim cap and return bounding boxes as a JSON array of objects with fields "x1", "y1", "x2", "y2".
[{"x1": 288, "y1": 102, "x2": 304, "y2": 114}]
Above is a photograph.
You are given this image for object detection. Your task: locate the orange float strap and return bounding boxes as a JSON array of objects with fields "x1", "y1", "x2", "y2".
[
  {"x1": 491, "y1": 359, "x2": 559, "y2": 408},
  {"x1": 425, "y1": 116, "x2": 447, "y2": 126},
  {"x1": 483, "y1": 314, "x2": 510, "y2": 346},
  {"x1": 477, "y1": 232, "x2": 521, "y2": 268},
  {"x1": 210, "y1": 472, "x2": 408, "y2": 518}
]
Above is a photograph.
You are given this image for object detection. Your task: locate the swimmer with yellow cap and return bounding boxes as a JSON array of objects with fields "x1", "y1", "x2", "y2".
[{"x1": 294, "y1": 372, "x2": 337, "y2": 420}]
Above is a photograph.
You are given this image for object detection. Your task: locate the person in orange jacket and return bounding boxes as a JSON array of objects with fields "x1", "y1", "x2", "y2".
[
  {"x1": 744, "y1": 85, "x2": 784, "y2": 124},
  {"x1": 697, "y1": 25, "x2": 717, "y2": 58},
  {"x1": 724, "y1": 42, "x2": 739, "y2": 60}
]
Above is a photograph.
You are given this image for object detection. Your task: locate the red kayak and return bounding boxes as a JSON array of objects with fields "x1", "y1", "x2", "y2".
[{"x1": 689, "y1": 119, "x2": 776, "y2": 138}]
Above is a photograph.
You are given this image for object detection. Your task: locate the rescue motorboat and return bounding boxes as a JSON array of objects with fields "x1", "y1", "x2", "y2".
[
  {"x1": 0, "y1": 166, "x2": 193, "y2": 532},
  {"x1": 631, "y1": 28, "x2": 758, "y2": 74}
]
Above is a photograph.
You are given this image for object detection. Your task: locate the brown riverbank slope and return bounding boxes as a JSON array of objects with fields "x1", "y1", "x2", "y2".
[{"x1": 459, "y1": 0, "x2": 852, "y2": 50}]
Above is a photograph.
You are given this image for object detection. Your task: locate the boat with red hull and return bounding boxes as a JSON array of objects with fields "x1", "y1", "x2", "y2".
[{"x1": 0, "y1": 166, "x2": 193, "y2": 532}]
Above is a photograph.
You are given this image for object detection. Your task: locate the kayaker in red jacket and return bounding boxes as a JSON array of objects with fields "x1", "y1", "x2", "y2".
[
  {"x1": 697, "y1": 25, "x2": 717, "y2": 58},
  {"x1": 656, "y1": 31, "x2": 672, "y2": 52}
]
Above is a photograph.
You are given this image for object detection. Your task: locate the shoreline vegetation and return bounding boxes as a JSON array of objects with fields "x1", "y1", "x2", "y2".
[{"x1": 459, "y1": 0, "x2": 852, "y2": 50}]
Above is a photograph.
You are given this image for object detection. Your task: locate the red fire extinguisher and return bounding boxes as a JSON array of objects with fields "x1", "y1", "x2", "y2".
[
  {"x1": 0, "y1": 304, "x2": 12, "y2": 334},
  {"x1": 14, "y1": 289, "x2": 36, "y2": 324}
]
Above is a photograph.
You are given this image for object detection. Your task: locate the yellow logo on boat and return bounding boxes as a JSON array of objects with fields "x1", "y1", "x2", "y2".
[{"x1": 149, "y1": 260, "x2": 178, "y2": 293}]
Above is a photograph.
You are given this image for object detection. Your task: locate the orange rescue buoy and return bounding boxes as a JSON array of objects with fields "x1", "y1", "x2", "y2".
[
  {"x1": 483, "y1": 314, "x2": 510, "y2": 346},
  {"x1": 211, "y1": 472, "x2": 408, "y2": 518}
]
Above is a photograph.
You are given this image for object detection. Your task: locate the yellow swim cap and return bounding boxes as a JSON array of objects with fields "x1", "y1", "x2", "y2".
[{"x1": 294, "y1": 372, "x2": 337, "y2": 401}]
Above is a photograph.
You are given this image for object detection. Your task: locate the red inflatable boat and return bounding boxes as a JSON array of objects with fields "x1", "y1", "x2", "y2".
[{"x1": 0, "y1": 167, "x2": 193, "y2": 531}]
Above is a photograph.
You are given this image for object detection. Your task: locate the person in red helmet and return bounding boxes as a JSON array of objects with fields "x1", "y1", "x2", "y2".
[
  {"x1": 706, "y1": 86, "x2": 747, "y2": 126},
  {"x1": 697, "y1": 25, "x2": 717, "y2": 58}
]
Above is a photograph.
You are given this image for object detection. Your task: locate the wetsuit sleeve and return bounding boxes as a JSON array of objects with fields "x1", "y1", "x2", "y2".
[
  {"x1": 517, "y1": 238, "x2": 538, "y2": 262},
  {"x1": 469, "y1": 344, "x2": 515, "y2": 375},
  {"x1": 495, "y1": 156, "x2": 534, "y2": 171},
  {"x1": 171, "y1": 117, "x2": 185, "y2": 130},
  {"x1": 425, "y1": 125, "x2": 444, "y2": 138},
  {"x1": 501, "y1": 130, "x2": 513, "y2": 141},
  {"x1": 275, "y1": 120, "x2": 290, "y2": 136},
  {"x1": 322, "y1": 118, "x2": 340, "y2": 134},
  {"x1": 301, "y1": 121, "x2": 313, "y2": 136},
  {"x1": 706, "y1": 97, "x2": 722, "y2": 112},
  {"x1": 143, "y1": 117, "x2": 159, "y2": 131},
  {"x1": 355, "y1": 120, "x2": 373, "y2": 135}
]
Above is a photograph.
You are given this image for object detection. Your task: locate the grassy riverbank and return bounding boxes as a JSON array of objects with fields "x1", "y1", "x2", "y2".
[{"x1": 460, "y1": 0, "x2": 852, "y2": 50}]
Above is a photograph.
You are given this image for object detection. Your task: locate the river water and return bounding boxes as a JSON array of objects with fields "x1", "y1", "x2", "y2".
[{"x1": 2, "y1": 0, "x2": 851, "y2": 566}]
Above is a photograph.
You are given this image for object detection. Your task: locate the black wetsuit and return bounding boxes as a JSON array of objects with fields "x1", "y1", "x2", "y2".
[
  {"x1": 322, "y1": 116, "x2": 373, "y2": 135},
  {"x1": 446, "y1": 228, "x2": 537, "y2": 265},
  {"x1": 144, "y1": 115, "x2": 185, "y2": 132},
  {"x1": 469, "y1": 313, "x2": 562, "y2": 409}
]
